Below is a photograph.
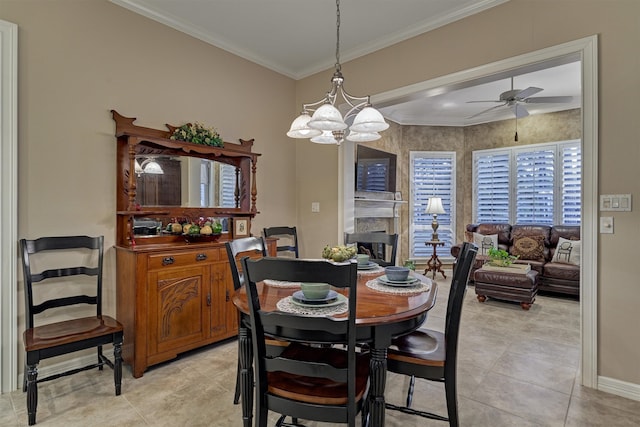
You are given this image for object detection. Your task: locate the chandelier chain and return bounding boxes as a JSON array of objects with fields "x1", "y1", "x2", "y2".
[{"x1": 335, "y1": 0, "x2": 341, "y2": 72}]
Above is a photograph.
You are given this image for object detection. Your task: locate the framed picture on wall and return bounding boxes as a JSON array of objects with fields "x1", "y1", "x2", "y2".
[{"x1": 233, "y1": 217, "x2": 250, "y2": 238}]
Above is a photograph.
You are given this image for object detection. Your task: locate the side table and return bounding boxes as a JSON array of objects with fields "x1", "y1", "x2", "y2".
[{"x1": 424, "y1": 240, "x2": 446, "y2": 280}]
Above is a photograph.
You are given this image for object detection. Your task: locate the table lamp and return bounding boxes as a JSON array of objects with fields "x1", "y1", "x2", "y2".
[{"x1": 425, "y1": 197, "x2": 446, "y2": 241}]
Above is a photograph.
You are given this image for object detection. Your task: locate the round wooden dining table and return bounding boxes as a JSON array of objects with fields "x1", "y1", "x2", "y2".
[{"x1": 232, "y1": 268, "x2": 438, "y2": 427}]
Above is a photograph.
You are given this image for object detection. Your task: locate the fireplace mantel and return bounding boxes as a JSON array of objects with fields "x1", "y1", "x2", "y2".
[{"x1": 354, "y1": 191, "x2": 406, "y2": 219}]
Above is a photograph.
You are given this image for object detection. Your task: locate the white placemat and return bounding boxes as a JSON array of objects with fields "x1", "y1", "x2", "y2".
[
  {"x1": 365, "y1": 278, "x2": 432, "y2": 295},
  {"x1": 276, "y1": 296, "x2": 349, "y2": 316},
  {"x1": 357, "y1": 265, "x2": 385, "y2": 275},
  {"x1": 263, "y1": 279, "x2": 302, "y2": 288}
]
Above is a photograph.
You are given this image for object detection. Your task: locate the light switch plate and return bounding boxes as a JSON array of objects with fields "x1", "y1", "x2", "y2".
[
  {"x1": 600, "y1": 194, "x2": 632, "y2": 211},
  {"x1": 600, "y1": 216, "x2": 614, "y2": 234},
  {"x1": 311, "y1": 202, "x2": 320, "y2": 213}
]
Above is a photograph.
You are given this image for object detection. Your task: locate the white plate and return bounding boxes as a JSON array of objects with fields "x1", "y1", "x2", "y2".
[
  {"x1": 378, "y1": 275, "x2": 421, "y2": 287},
  {"x1": 290, "y1": 293, "x2": 347, "y2": 308},
  {"x1": 357, "y1": 261, "x2": 378, "y2": 270}
]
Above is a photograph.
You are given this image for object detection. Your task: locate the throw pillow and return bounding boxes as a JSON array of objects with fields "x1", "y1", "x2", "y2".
[
  {"x1": 511, "y1": 235, "x2": 545, "y2": 261},
  {"x1": 473, "y1": 232, "x2": 498, "y2": 256},
  {"x1": 551, "y1": 237, "x2": 581, "y2": 265}
]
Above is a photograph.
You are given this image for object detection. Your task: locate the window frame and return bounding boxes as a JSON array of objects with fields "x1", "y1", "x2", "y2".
[
  {"x1": 472, "y1": 139, "x2": 581, "y2": 225},
  {"x1": 409, "y1": 151, "x2": 456, "y2": 262}
]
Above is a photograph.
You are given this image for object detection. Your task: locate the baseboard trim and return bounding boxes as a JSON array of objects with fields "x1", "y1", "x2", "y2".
[
  {"x1": 17, "y1": 349, "x2": 115, "y2": 389},
  {"x1": 598, "y1": 375, "x2": 640, "y2": 402}
]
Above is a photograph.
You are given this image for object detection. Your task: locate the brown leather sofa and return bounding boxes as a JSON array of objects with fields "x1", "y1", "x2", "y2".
[{"x1": 451, "y1": 223, "x2": 580, "y2": 297}]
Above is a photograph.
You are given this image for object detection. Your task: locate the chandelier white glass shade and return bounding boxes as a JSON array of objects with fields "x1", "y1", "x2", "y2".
[
  {"x1": 286, "y1": 0, "x2": 388, "y2": 145},
  {"x1": 425, "y1": 197, "x2": 446, "y2": 241},
  {"x1": 138, "y1": 158, "x2": 164, "y2": 175}
]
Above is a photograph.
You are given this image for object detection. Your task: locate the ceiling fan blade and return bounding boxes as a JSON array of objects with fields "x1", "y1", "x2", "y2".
[
  {"x1": 467, "y1": 103, "x2": 507, "y2": 119},
  {"x1": 515, "y1": 86, "x2": 543, "y2": 99},
  {"x1": 466, "y1": 100, "x2": 502, "y2": 103},
  {"x1": 525, "y1": 96, "x2": 574, "y2": 104},
  {"x1": 512, "y1": 104, "x2": 529, "y2": 118}
]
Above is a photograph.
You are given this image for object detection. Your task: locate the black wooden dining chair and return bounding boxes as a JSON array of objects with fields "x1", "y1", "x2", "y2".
[
  {"x1": 20, "y1": 235, "x2": 123, "y2": 426},
  {"x1": 225, "y1": 236, "x2": 279, "y2": 405},
  {"x1": 263, "y1": 226, "x2": 299, "y2": 258},
  {"x1": 385, "y1": 242, "x2": 477, "y2": 426},
  {"x1": 344, "y1": 232, "x2": 398, "y2": 267},
  {"x1": 241, "y1": 257, "x2": 369, "y2": 427}
]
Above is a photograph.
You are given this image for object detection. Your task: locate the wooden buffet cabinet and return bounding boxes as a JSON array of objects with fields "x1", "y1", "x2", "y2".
[{"x1": 112, "y1": 111, "x2": 273, "y2": 378}]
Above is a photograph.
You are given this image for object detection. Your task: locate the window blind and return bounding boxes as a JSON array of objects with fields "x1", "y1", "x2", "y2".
[
  {"x1": 409, "y1": 152, "x2": 455, "y2": 260},
  {"x1": 219, "y1": 163, "x2": 236, "y2": 208},
  {"x1": 473, "y1": 140, "x2": 581, "y2": 225},
  {"x1": 561, "y1": 143, "x2": 581, "y2": 225},
  {"x1": 474, "y1": 152, "x2": 510, "y2": 223},
  {"x1": 515, "y1": 148, "x2": 555, "y2": 225}
]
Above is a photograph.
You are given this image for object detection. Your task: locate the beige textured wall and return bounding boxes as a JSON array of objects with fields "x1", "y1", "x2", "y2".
[
  {"x1": 295, "y1": 0, "x2": 640, "y2": 385},
  {"x1": 1, "y1": 0, "x2": 296, "y2": 370}
]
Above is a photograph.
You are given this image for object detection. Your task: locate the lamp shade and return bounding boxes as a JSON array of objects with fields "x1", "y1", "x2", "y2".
[
  {"x1": 350, "y1": 106, "x2": 390, "y2": 133},
  {"x1": 346, "y1": 131, "x2": 381, "y2": 142},
  {"x1": 425, "y1": 197, "x2": 445, "y2": 214},
  {"x1": 142, "y1": 159, "x2": 164, "y2": 175},
  {"x1": 287, "y1": 113, "x2": 322, "y2": 138},
  {"x1": 308, "y1": 104, "x2": 348, "y2": 131},
  {"x1": 310, "y1": 130, "x2": 338, "y2": 144}
]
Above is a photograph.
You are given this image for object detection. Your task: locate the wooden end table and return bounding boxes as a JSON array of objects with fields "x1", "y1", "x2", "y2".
[{"x1": 424, "y1": 240, "x2": 446, "y2": 280}]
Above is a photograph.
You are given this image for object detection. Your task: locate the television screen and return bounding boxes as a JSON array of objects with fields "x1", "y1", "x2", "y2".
[{"x1": 355, "y1": 145, "x2": 396, "y2": 193}]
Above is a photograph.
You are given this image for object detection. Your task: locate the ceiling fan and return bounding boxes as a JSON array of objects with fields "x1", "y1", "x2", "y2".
[{"x1": 467, "y1": 77, "x2": 574, "y2": 119}]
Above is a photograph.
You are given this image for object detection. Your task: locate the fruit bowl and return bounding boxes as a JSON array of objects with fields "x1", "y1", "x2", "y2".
[{"x1": 183, "y1": 233, "x2": 221, "y2": 243}]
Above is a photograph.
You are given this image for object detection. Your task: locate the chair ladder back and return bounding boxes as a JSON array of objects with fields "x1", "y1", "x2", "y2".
[
  {"x1": 21, "y1": 235, "x2": 105, "y2": 329},
  {"x1": 225, "y1": 237, "x2": 267, "y2": 291},
  {"x1": 263, "y1": 226, "x2": 299, "y2": 258},
  {"x1": 444, "y1": 242, "x2": 477, "y2": 366},
  {"x1": 344, "y1": 232, "x2": 398, "y2": 266}
]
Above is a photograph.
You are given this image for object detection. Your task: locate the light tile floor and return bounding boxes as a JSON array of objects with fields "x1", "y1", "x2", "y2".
[{"x1": 3, "y1": 271, "x2": 640, "y2": 426}]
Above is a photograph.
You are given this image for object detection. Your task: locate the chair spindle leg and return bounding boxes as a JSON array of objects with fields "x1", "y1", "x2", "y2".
[
  {"x1": 26, "y1": 364, "x2": 38, "y2": 426},
  {"x1": 406, "y1": 375, "x2": 415, "y2": 407}
]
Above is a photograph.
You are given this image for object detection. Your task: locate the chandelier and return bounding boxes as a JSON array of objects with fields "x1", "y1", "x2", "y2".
[{"x1": 286, "y1": 0, "x2": 389, "y2": 145}]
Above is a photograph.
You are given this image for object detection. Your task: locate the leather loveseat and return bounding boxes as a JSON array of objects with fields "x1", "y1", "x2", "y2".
[{"x1": 451, "y1": 223, "x2": 580, "y2": 297}]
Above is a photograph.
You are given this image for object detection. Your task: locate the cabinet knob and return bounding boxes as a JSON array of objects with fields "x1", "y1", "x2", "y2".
[
  {"x1": 162, "y1": 256, "x2": 175, "y2": 266},
  {"x1": 196, "y1": 253, "x2": 207, "y2": 261}
]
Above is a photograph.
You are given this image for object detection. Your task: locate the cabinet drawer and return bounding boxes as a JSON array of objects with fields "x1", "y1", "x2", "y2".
[{"x1": 148, "y1": 249, "x2": 220, "y2": 270}]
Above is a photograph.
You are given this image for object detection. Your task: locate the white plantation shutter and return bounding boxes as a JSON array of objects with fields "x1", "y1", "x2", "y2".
[
  {"x1": 409, "y1": 152, "x2": 456, "y2": 260},
  {"x1": 474, "y1": 152, "x2": 510, "y2": 222},
  {"x1": 200, "y1": 161, "x2": 211, "y2": 207},
  {"x1": 473, "y1": 140, "x2": 581, "y2": 225},
  {"x1": 219, "y1": 163, "x2": 237, "y2": 208},
  {"x1": 561, "y1": 143, "x2": 581, "y2": 225},
  {"x1": 515, "y1": 148, "x2": 555, "y2": 224}
]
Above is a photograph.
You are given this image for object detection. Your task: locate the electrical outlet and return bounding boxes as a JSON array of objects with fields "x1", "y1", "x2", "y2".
[{"x1": 311, "y1": 202, "x2": 320, "y2": 213}]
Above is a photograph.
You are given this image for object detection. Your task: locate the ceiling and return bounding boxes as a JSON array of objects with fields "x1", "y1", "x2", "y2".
[{"x1": 111, "y1": 0, "x2": 581, "y2": 127}]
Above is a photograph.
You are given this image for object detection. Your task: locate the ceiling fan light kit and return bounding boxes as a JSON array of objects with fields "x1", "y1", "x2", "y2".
[{"x1": 287, "y1": 0, "x2": 388, "y2": 145}]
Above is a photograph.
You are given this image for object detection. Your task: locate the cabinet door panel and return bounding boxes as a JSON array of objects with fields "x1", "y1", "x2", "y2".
[
  {"x1": 148, "y1": 265, "x2": 209, "y2": 355},
  {"x1": 209, "y1": 263, "x2": 229, "y2": 340}
]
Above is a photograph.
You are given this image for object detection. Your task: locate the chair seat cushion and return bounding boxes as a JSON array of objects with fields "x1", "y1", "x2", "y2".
[
  {"x1": 267, "y1": 344, "x2": 370, "y2": 405},
  {"x1": 24, "y1": 315, "x2": 123, "y2": 351},
  {"x1": 388, "y1": 328, "x2": 445, "y2": 367}
]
